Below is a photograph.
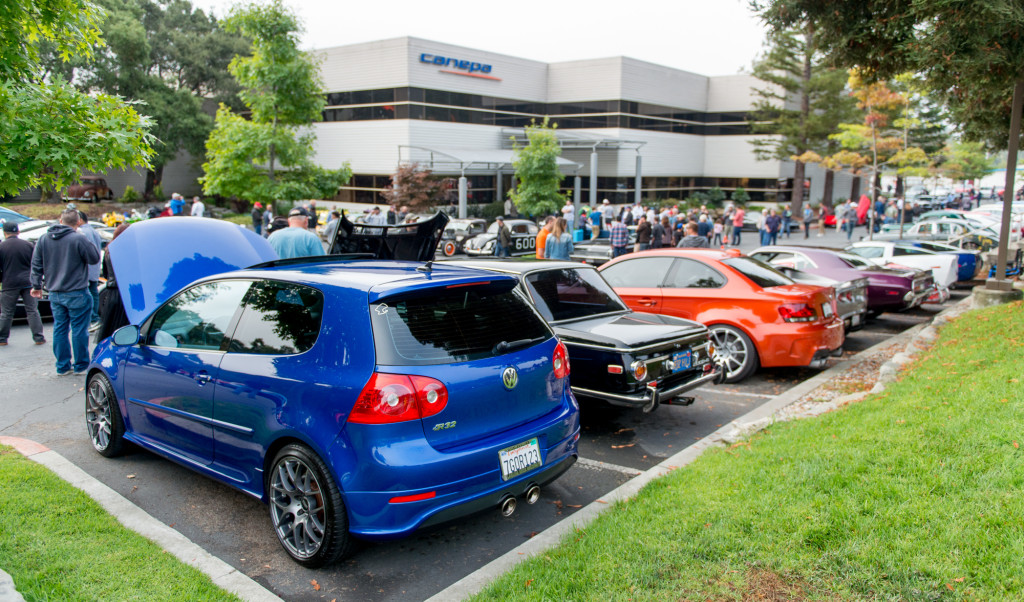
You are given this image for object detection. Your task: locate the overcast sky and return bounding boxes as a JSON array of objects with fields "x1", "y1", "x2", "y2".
[{"x1": 193, "y1": 0, "x2": 768, "y2": 76}]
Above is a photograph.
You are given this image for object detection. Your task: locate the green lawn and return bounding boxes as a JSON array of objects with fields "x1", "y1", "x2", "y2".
[
  {"x1": 475, "y1": 301, "x2": 1024, "y2": 601},
  {"x1": 0, "y1": 447, "x2": 239, "y2": 601}
]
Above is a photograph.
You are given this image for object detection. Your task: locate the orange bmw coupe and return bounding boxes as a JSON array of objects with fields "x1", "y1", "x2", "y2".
[{"x1": 598, "y1": 249, "x2": 844, "y2": 382}]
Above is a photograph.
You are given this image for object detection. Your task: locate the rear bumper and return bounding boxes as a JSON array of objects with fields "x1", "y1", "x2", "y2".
[
  {"x1": 759, "y1": 319, "x2": 844, "y2": 368},
  {"x1": 336, "y1": 400, "x2": 580, "y2": 540},
  {"x1": 571, "y1": 365, "x2": 723, "y2": 409}
]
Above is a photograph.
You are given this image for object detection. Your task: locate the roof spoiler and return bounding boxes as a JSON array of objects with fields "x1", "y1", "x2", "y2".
[{"x1": 327, "y1": 212, "x2": 450, "y2": 262}]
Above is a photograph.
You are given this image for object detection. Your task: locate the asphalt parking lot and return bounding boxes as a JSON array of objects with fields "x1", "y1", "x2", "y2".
[{"x1": 0, "y1": 282, "x2": 964, "y2": 601}]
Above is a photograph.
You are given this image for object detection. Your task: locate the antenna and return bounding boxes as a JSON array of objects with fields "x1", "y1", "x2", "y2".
[{"x1": 417, "y1": 260, "x2": 433, "y2": 273}]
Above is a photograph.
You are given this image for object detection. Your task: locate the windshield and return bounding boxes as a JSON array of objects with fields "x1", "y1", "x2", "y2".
[
  {"x1": 721, "y1": 257, "x2": 794, "y2": 288},
  {"x1": 525, "y1": 268, "x2": 628, "y2": 322}
]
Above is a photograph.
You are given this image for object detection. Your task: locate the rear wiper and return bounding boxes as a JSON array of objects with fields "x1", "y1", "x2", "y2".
[{"x1": 492, "y1": 337, "x2": 544, "y2": 354}]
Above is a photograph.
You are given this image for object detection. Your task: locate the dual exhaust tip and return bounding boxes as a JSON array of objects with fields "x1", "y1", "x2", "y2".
[{"x1": 499, "y1": 484, "x2": 541, "y2": 517}]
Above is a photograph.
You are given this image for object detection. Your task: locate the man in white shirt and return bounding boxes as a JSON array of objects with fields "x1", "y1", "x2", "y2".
[
  {"x1": 190, "y1": 196, "x2": 204, "y2": 217},
  {"x1": 561, "y1": 199, "x2": 575, "y2": 231}
]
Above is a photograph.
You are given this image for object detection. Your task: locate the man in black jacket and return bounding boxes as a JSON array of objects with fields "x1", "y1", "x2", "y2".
[
  {"x1": 0, "y1": 221, "x2": 45, "y2": 346},
  {"x1": 31, "y1": 209, "x2": 100, "y2": 375}
]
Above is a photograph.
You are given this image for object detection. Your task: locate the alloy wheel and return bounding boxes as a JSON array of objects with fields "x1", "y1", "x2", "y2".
[
  {"x1": 86, "y1": 379, "x2": 112, "y2": 451},
  {"x1": 270, "y1": 457, "x2": 327, "y2": 560}
]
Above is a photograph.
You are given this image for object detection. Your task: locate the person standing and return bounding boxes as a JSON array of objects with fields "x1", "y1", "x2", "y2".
[
  {"x1": 76, "y1": 211, "x2": 103, "y2": 327},
  {"x1": 650, "y1": 216, "x2": 666, "y2": 249},
  {"x1": 30, "y1": 208, "x2": 100, "y2": 374},
  {"x1": 634, "y1": 215, "x2": 652, "y2": 252},
  {"x1": 697, "y1": 214, "x2": 711, "y2": 240},
  {"x1": 252, "y1": 203, "x2": 264, "y2": 235},
  {"x1": 842, "y1": 200, "x2": 856, "y2": 241},
  {"x1": 731, "y1": 206, "x2": 745, "y2": 245},
  {"x1": 387, "y1": 204, "x2": 398, "y2": 225},
  {"x1": 494, "y1": 216, "x2": 512, "y2": 257},
  {"x1": 322, "y1": 210, "x2": 341, "y2": 243},
  {"x1": 712, "y1": 218, "x2": 724, "y2": 247},
  {"x1": 781, "y1": 207, "x2": 793, "y2": 238},
  {"x1": 723, "y1": 207, "x2": 734, "y2": 246},
  {"x1": 802, "y1": 204, "x2": 813, "y2": 239},
  {"x1": 191, "y1": 196, "x2": 205, "y2": 217},
  {"x1": 544, "y1": 217, "x2": 574, "y2": 260},
  {"x1": 365, "y1": 206, "x2": 386, "y2": 226},
  {"x1": 268, "y1": 209, "x2": 326, "y2": 259},
  {"x1": 169, "y1": 193, "x2": 185, "y2": 216},
  {"x1": 610, "y1": 215, "x2": 629, "y2": 258},
  {"x1": 0, "y1": 222, "x2": 45, "y2": 346},
  {"x1": 676, "y1": 222, "x2": 710, "y2": 248},
  {"x1": 765, "y1": 208, "x2": 781, "y2": 245},
  {"x1": 536, "y1": 216, "x2": 554, "y2": 259},
  {"x1": 601, "y1": 199, "x2": 614, "y2": 232},
  {"x1": 262, "y1": 204, "x2": 273, "y2": 237},
  {"x1": 307, "y1": 201, "x2": 319, "y2": 232},
  {"x1": 561, "y1": 199, "x2": 575, "y2": 232}
]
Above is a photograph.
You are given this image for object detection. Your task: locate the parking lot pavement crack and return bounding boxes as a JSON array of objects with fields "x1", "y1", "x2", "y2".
[{"x1": 0, "y1": 388, "x2": 83, "y2": 435}]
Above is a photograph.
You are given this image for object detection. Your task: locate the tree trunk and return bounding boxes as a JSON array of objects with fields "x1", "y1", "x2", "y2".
[
  {"x1": 144, "y1": 165, "x2": 164, "y2": 197},
  {"x1": 895, "y1": 176, "x2": 904, "y2": 198},
  {"x1": 822, "y1": 170, "x2": 834, "y2": 210},
  {"x1": 790, "y1": 161, "x2": 806, "y2": 217},
  {"x1": 850, "y1": 177, "x2": 860, "y2": 201}
]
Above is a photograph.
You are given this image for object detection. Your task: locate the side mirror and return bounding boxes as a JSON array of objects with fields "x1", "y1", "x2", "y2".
[{"x1": 111, "y1": 325, "x2": 140, "y2": 346}]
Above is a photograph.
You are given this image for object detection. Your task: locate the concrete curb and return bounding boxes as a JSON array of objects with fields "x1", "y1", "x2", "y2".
[
  {"x1": 427, "y1": 299, "x2": 973, "y2": 602},
  {"x1": 0, "y1": 437, "x2": 281, "y2": 602}
]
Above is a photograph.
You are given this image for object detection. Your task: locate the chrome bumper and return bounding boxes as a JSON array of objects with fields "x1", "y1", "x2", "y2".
[{"x1": 571, "y1": 366, "x2": 724, "y2": 411}]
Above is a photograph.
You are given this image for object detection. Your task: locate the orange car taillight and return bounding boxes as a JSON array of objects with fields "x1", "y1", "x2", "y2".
[
  {"x1": 778, "y1": 303, "x2": 817, "y2": 323},
  {"x1": 553, "y1": 341, "x2": 570, "y2": 379},
  {"x1": 349, "y1": 373, "x2": 449, "y2": 424}
]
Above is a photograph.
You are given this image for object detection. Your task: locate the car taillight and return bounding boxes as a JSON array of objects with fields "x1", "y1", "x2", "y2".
[
  {"x1": 553, "y1": 341, "x2": 570, "y2": 379},
  {"x1": 630, "y1": 360, "x2": 647, "y2": 381},
  {"x1": 349, "y1": 373, "x2": 449, "y2": 424},
  {"x1": 778, "y1": 303, "x2": 817, "y2": 323}
]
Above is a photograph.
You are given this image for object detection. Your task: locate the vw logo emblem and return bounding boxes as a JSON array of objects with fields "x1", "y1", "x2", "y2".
[{"x1": 502, "y1": 366, "x2": 518, "y2": 390}]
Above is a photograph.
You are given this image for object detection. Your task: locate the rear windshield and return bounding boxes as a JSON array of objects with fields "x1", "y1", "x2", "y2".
[
  {"x1": 721, "y1": 257, "x2": 794, "y2": 288},
  {"x1": 525, "y1": 267, "x2": 628, "y2": 322},
  {"x1": 370, "y1": 282, "x2": 552, "y2": 365}
]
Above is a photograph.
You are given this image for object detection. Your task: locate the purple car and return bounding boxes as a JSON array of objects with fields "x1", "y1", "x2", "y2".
[{"x1": 749, "y1": 246, "x2": 934, "y2": 316}]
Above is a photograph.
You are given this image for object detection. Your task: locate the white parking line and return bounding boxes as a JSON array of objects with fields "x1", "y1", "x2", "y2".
[
  {"x1": 575, "y1": 457, "x2": 642, "y2": 476},
  {"x1": 695, "y1": 387, "x2": 776, "y2": 399}
]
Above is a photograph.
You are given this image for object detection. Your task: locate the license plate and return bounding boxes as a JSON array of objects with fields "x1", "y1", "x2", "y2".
[
  {"x1": 822, "y1": 303, "x2": 834, "y2": 318},
  {"x1": 851, "y1": 314, "x2": 861, "y2": 327},
  {"x1": 671, "y1": 350, "x2": 692, "y2": 373},
  {"x1": 498, "y1": 438, "x2": 542, "y2": 481}
]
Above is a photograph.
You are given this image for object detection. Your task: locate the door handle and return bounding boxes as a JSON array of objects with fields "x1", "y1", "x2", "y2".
[
  {"x1": 637, "y1": 297, "x2": 656, "y2": 306},
  {"x1": 195, "y1": 371, "x2": 212, "y2": 385}
]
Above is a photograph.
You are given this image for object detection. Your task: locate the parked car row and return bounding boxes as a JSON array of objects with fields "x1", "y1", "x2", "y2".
[{"x1": 79, "y1": 211, "x2": 959, "y2": 570}]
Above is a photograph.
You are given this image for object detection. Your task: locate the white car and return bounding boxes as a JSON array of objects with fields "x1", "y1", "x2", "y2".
[{"x1": 844, "y1": 241, "x2": 958, "y2": 287}]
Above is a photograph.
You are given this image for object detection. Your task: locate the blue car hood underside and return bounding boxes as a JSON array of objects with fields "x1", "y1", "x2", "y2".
[{"x1": 109, "y1": 217, "x2": 278, "y2": 324}]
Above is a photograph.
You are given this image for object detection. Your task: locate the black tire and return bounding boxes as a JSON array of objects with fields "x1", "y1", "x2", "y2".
[
  {"x1": 86, "y1": 373, "x2": 126, "y2": 457},
  {"x1": 709, "y1": 324, "x2": 759, "y2": 383},
  {"x1": 267, "y1": 444, "x2": 353, "y2": 567}
]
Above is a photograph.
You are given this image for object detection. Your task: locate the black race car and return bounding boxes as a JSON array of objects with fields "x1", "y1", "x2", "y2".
[{"x1": 450, "y1": 259, "x2": 724, "y2": 412}]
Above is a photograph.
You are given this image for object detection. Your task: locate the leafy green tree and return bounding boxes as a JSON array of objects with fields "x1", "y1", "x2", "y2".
[
  {"x1": 509, "y1": 117, "x2": 568, "y2": 216},
  {"x1": 76, "y1": 0, "x2": 248, "y2": 196},
  {"x1": 0, "y1": 0, "x2": 154, "y2": 199},
  {"x1": 201, "y1": 0, "x2": 350, "y2": 205},
  {"x1": 706, "y1": 186, "x2": 727, "y2": 207},
  {"x1": 731, "y1": 186, "x2": 751, "y2": 205},
  {"x1": 941, "y1": 141, "x2": 992, "y2": 184},
  {"x1": 749, "y1": 24, "x2": 857, "y2": 215}
]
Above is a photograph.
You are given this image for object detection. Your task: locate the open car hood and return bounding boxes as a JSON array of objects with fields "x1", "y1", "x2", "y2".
[
  {"x1": 328, "y1": 212, "x2": 448, "y2": 261},
  {"x1": 109, "y1": 217, "x2": 278, "y2": 324}
]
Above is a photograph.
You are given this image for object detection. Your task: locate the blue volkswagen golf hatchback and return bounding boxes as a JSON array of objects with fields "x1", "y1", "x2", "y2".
[{"x1": 85, "y1": 217, "x2": 580, "y2": 567}]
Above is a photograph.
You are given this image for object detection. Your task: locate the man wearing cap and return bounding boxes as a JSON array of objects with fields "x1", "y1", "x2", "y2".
[
  {"x1": 268, "y1": 208, "x2": 326, "y2": 259},
  {"x1": 365, "y1": 206, "x2": 386, "y2": 226},
  {"x1": 494, "y1": 216, "x2": 511, "y2": 257},
  {"x1": 0, "y1": 221, "x2": 45, "y2": 346},
  {"x1": 251, "y1": 202, "x2": 263, "y2": 235},
  {"x1": 31, "y1": 208, "x2": 100, "y2": 374}
]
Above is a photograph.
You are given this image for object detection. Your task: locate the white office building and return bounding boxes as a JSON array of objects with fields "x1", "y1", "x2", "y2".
[{"x1": 313, "y1": 36, "x2": 865, "y2": 212}]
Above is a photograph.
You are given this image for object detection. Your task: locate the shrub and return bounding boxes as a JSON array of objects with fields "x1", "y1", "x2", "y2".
[{"x1": 119, "y1": 185, "x2": 140, "y2": 203}]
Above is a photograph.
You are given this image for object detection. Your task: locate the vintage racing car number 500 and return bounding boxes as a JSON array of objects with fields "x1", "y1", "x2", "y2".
[{"x1": 498, "y1": 437, "x2": 542, "y2": 481}]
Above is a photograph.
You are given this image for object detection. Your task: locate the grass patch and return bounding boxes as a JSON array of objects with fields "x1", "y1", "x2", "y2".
[
  {"x1": 0, "y1": 447, "x2": 239, "y2": 601},
  {"x1": 475, "y1": 301, "x2": 1024, "y2": 601}
]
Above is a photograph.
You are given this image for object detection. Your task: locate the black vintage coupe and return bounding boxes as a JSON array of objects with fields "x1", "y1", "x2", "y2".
[{"x1": 451, "y1": 260, "x2": 724, "y2": 412}]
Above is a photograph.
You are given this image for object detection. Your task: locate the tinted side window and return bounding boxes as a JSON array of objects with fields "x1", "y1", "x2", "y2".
[
  {"x1": 892, "y1": 246, "x2": 928, "y2": 256},
  {"x1": 525, "y1": 268, "x2": 627, "y2": 321},
  {"x1": 668, "y1": 258, "x2": 726, "y2": 288},
  {"x1": 229, "y1": 281, "x2": 324, "y2": 355},
  {"x1": 147, "y1": 280, "x2": 251, "y2": 350},
  {"x1": 601, "y1": 257, "x2": 674, "y2": 288}
]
